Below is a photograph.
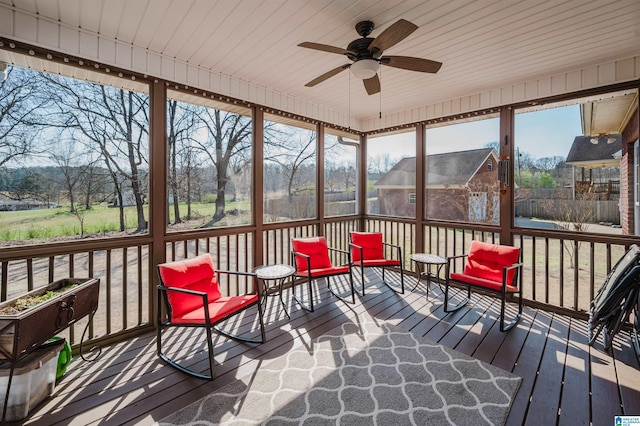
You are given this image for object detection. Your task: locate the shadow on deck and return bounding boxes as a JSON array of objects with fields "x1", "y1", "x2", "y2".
[{"x1": 18, "y1": 270, "x2": 640, "y2": 425}]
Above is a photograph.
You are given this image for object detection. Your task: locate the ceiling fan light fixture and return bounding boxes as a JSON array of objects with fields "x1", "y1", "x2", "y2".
[
  {"x1": 590, "y1": 136, "x2": 599, "y2": 144},
  {"x1": 351, "y1": 59, "x2": 379, "y2": 79},
  {"x1": 606, "y1": 135, "x2": 617, "y2": 144}
]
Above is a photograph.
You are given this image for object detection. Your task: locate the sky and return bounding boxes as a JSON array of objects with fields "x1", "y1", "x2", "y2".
[{"x1": 367, "y1": 104, "x2": 582, "y2": 161}]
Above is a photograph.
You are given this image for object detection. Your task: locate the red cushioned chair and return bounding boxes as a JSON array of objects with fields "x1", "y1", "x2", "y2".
[
  {"x1": 349, "y1": 231, "x2": 405, "y2": 295},
  {"x1": 156, "y1": 253, "x2": 265, "y2": 380},
  {"x1": 291, "y1": 236, "x2": 355, "y2": 312},
  {"x1": 445, "y1": 240, "x2": 523, "y2": 331}
]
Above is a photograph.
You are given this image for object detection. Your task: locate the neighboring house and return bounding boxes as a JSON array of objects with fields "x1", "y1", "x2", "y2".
[
  {"x1": 0, "y1": 197, "x2": 59, "y2": 211},
  {"x1": 374, "y1": 148, "x2": 500, "y2": 222},
  {"x1": 565, "y1": 134, "x2": 621, "y2": 200}
]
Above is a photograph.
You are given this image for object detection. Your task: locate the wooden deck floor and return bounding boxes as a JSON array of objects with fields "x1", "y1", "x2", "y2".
[{"x1": 18, "y1": 270, "x2": 640, "y2": 426}]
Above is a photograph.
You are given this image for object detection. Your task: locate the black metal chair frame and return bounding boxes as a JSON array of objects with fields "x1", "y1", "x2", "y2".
[
  {"x1": 349, "y1": 240, "x2": 405, "y2": 295},
  {"x1": 157, "y1": 268, "x2": 265, "y2": 380},
  {"x1": 291, "y1": 247, "x2": 355, "y2": 312},
  {"x1": 444, "y1": 253, "x2": 523, "y2": 332}
]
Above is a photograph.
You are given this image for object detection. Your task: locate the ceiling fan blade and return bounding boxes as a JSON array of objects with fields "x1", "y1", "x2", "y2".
[
  {"x1": 368, "y1": 19, "x2": 418, "y2": 54},
  {"x1": 298, "y1": 42, "x2": 351, "y2": 55},
  {"x1": 381, "y1": 56, "x2": 442, "y2": 73},
  {"x1": 304, "y1": 64, "x2": 350, "y2": 87},
  {"x1": 363, "y1": 74, "x2": 380, "y2": 95}
]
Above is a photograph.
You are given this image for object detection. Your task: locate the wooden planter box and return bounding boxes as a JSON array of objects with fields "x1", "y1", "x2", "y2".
[{"x1": 0, "y1": 278, "x2": 100, "y2": 362}]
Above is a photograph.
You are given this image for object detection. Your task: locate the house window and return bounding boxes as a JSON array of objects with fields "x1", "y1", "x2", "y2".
[
  {"x1": 409, "y1": 193, "x2": 416, "y2": 204},
  {"x1": 488, "y1": 159, "x2": 493, "y2": 170}
]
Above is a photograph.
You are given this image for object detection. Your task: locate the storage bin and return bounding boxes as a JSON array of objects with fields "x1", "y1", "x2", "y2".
[{"x1": 0, "y1": 343, "x2": 60, "y2": 421}]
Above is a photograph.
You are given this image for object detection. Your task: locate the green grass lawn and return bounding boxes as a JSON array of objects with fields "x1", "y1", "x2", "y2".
[
  {"x1": 0, "y1": 203, "x2": 138, "y2": 240},
  {"x1": 0, "y1": 200, "x2": 251, "y2": 241}
]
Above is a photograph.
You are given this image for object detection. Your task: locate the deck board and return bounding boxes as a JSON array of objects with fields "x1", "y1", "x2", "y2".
[
  {"x1": 15, "y1": 270, "x2": 640, "y2": 426},
  {"x1": 557, "y1": 318, "x2": 591, "y2": 426},
  {"x1": 614, "y1": 332, "x2": 640, "y2": 416},
  {"x1": 454, "y1": 299, "x2": 502, "y2": 357},
  {"x1": 590, "y1": 335, "x2": 624, "y2": 426},
  {"x1": 439, "y1": 297, "x2": 497, "y2": 350},
  {"x1": 525, "y1": 313, "x2": 570, "y2": 426},
  {"x1": 505, "y1": 309, "x2": 553, "y2": 426}
]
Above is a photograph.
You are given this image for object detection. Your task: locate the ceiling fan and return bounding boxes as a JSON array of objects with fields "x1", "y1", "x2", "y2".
[{"x1": 298, "y1": 19, "x2": 442, "y2": 95}]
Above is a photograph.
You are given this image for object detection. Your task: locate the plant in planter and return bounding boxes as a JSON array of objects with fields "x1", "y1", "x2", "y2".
[
  {"x1": 0, "y1": 283, "x2": 80, "y2": 316},
  {"x1": 0, "y1": 278, "x2": 101, "y2": 362}
]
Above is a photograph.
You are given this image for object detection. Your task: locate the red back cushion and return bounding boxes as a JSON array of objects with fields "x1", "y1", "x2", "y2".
[
  {"x1": 464, "y1": 241, "x2": 520, "y2": 285},
  {"x1": 350, "y1": 232, "x2": 384, "y2": 261},
  {"x1": 158, "y1": 254, "x2": 221, "y2": 318},
  {"x1": 292, "y1": 237, "x2": 332, "y2": 271}
]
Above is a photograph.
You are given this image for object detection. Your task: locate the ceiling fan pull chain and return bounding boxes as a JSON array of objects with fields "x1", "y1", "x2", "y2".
[
  {"x1": 348, "y1": 70, "x2": 351, "y2": 130},
  {"x1": 379, "y1": 67, "x2": 382, "y2": 119}
]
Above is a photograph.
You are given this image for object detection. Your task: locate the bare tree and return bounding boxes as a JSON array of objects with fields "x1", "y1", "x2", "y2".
[
  {"x1": 50, "y1": 140, "x2": 84, "y2": 212},
  {"x1": 0, "y1": 66, "x2": 50, "y2": 168},
  {"x1": 427, "y1": 171, "x2": 500, "y2": 224},
  {"x1": 268, "y1": 130, "x2": 316, "y2": 201},
  {"x1": 71, "y1": 205, "x2": 87, "y2": 237},
  {"x1": 367, "y1": 153, "x2": 396, "y2": 176},
  {"x1": 41, "y1": 74, "x2": 150, "y2": 232},
  {"x1": 192, "y1": 108, "x2": 252, "y2": 225},
  {"x1": 325, "y1": 160, "x2": 341, "y2": 193},
  {"x1": 11, "y1": 170, "x2": 57, "y2": 206},
  {"x1": 227, "y1": 150, "x2": 251, "y2": 202},
  {"x1": 167, "y1": 100, "x2": 199, "y2": 224},
  {"x1": 79, "y1": 157, "x2": 111, "y2": 209},
  {"x1": 178, "y1": 144, "x2": 204, "y2": 220},
  {"x1": 536, "y1": 156, "x2": 564, "y2": 172}
]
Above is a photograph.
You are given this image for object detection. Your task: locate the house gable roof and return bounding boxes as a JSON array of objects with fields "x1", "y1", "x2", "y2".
[{"x1": 375, "y1": 148, "x2": 497, "y2": 188}]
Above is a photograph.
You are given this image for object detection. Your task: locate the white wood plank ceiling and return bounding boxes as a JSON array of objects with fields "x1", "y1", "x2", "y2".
[{"x1": 0, "y1": 0, "x2": 639, "y2": 131}]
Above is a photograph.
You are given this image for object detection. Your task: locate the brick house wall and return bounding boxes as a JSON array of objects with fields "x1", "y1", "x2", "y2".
[
  {"x1": 426, "y1": 187, "x2": 469, "y2": 221},
  {"x1": 378, "y1": 155, "x2": 499, "y2": 221},
  {"x1": 426, "y1": 156, "x2": 499, "y2": 222},
  {"x1": 377, "y1": 188, "x2": 415, "y2": 217},
  {"x1": 621, "y1": 106, "x2": 639, "y2": 235}
]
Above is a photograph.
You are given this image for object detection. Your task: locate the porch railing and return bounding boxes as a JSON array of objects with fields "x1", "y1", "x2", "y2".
[
  {"x1": 0, "y1": 237, "x2": 152, "y2": 347},
  {"x1": 364, "y1": 216, "x2": 634, "y2": 315},
  {"x1": 1, "y1": 215, "x2": 637, "y2": 349}
]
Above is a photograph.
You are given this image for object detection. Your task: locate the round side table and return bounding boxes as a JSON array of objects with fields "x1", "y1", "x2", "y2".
[
  {"x1": 410, "y1": 253, "x2": 447, "y2": 299},
  {"x1": 253, "y1": 264, "x2": 295, "y2": 319}
]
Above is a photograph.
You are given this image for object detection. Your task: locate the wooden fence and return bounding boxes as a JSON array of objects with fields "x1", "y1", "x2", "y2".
[{"x1": 515, "y1": 199, "x2": 620, "y2": 224}]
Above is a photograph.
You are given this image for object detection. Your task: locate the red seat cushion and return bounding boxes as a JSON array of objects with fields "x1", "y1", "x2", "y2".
[
  {"x1": 172, "y1": 294, "x2": 259, "y2": 325},
  {"x1": 295, "y1": 265, "x2": 351, "y2": 278},
  {"x1": 450, "y1": 272, "x2": 519, "y2": 293},
  {"x1": 350, "y1": 232, "x2": 384, "y2": 261},
  {"x1": 352, "y1": 259, "x2": 400, "y2": 268},
  {"x1": 463, "y1": 241, "x2": 520, "y2": 285},
  {"x1": 292, "y1": 237, "x2": 332, "y2": 272},
  {"x1": 158, "y1": 254, "x2": 222, "y2": 320}
]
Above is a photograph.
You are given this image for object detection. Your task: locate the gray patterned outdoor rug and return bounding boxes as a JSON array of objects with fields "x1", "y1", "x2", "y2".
[{"x1": 158, "y1": 314, "x2": 521, "y2": 426}]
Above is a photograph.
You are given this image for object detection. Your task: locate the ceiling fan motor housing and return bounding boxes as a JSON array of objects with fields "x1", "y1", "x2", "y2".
[{"x1": 347, "y1": 38, "x2": 377, "y2": 61}]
